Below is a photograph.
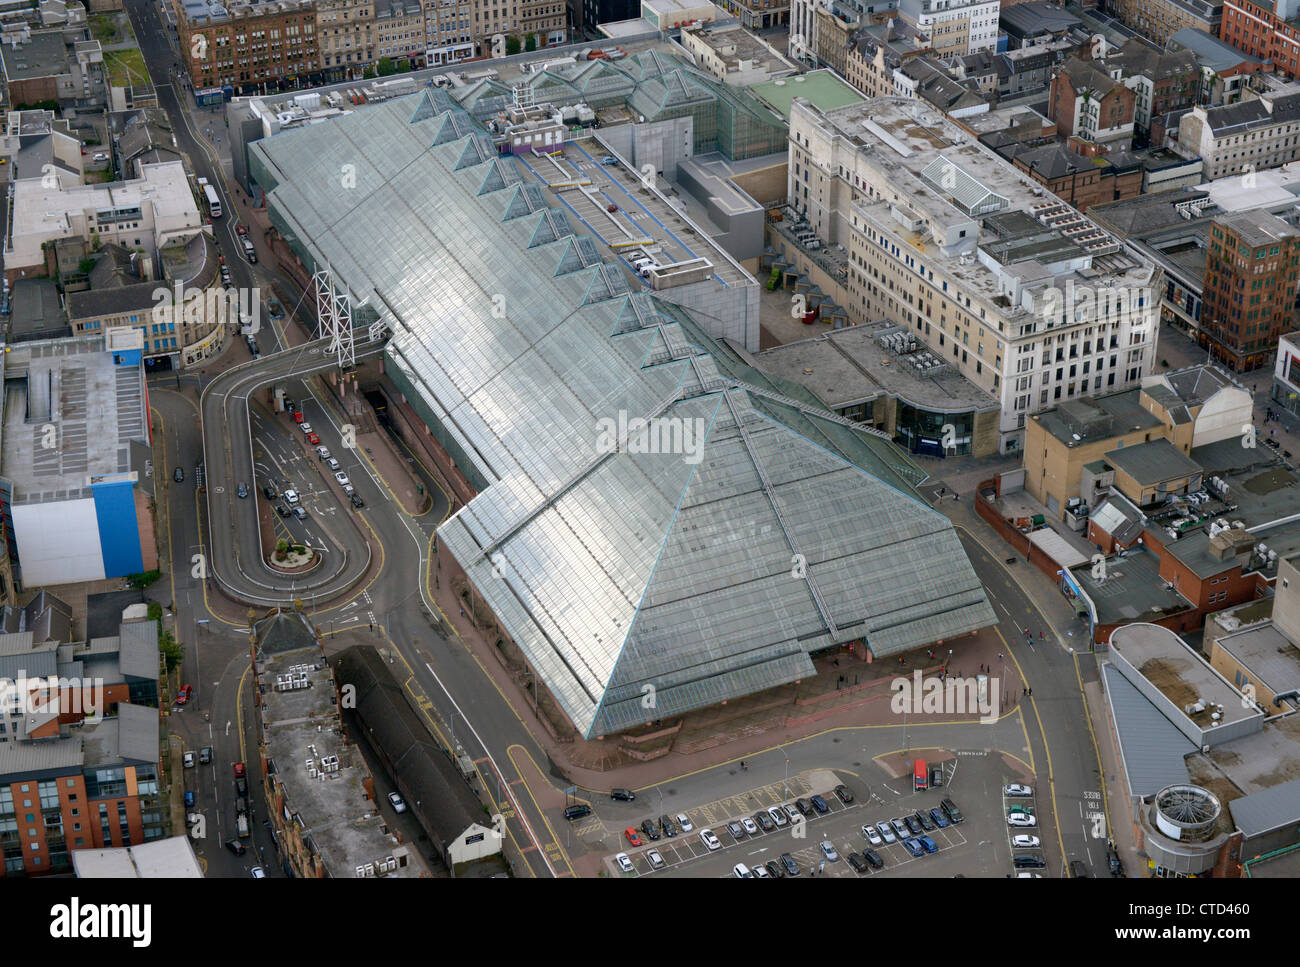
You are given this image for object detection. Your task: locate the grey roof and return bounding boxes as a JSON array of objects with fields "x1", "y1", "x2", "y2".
[
  {"x1": 1104, "y1": 438, "x2": 1203, "y2": 487},
  {"x1": 1167, "y1": 28, "x2": 1264, "y2": 74},
  {"x1": 253, "y1": 609, "x2": 317, "y2": 655},
  {"x1": 1034, "y1": 388, "x2": 1164, "y2": 446},
  {"x1": 1009, "y1": 143, "x2": 1095, "y2": 180},
  {"x1": 1229, "y1": 778, "x2": 1300, "y2": 837},
  {"x1": 118, "y1": 620, "x2": 159, "y2": 681},
  {"x1": 0, "y1": 734, "x2": 84, "y2": 778},
  {"x1": 1000, "y1": 2, "x2": 1082, "y2": 39},
  {"x1": 252, "y1": 91, "x2": 995, "y2": 740},
  {"x1": 0, "y1": 31, "x2": 69, "y2": 81},
  {"x1": 1163, "y1": 365, "x2": 1239, "y2": 407},
  {"x1": 1202, "y1": 92, "x2": 1300, "y2": 136},
  {"x1": 72, "y1": 837, "x2": 204, "y2": 878},
  {"x1": 1214, "y1": 622, "x2": 1300, "y2": 698},
  {"x1": 1106, "y1": 39, "x2": 1197, "y2": 82},
  {"x1": 1103, "y1": 662, "x2": 1194, "y2": 798},
  {"x1": 8, "y1": 278, "x2": 68, "y2": 342},
  {"x1": 1058, "y1": 58, "x2": 1124, "y2": 99}
]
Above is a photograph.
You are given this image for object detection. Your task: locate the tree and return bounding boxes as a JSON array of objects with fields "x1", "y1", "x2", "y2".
[
  {"x1": 505, "y1": 35, "x2": 521, "y2": 56},
  {"x1": 376, "y1": 56, "x2": 395, "y2": 76},
  {"x1": 160, "y1": 630, "x2": 183, "y2": 673},
  {"x1": 362, "y1": 65, "x2": 376, "y2": 79},
  {"x1": 524, "y1": 33, "x2": 537, "y2": 52},
  {"x1": 395, "y1": 58, "x2": 410, "y2": 73}
]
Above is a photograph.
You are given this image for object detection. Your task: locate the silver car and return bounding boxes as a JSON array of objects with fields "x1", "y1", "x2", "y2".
[
  {"x1": 862, "y1": 823, "x2": 883, "y2": 846},
  {"x1": 876, "y1": 821, "x2": 897, "y2": 844}
]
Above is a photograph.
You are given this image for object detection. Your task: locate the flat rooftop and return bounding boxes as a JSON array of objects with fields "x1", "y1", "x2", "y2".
[
  {"x1": 684, "y1": 24, "x2": 795, "y2": 80},
  {"x1": 755, "y1": 321, "x2": 1000, "y2": 413},
  {"x1": 260, "y1": 649, "x2": 425, "y2": 877},
  {"x1": 1214, "y1": 622, "x2": 1300, "y2": 703},
  {"x1": 0, "y1": 32, "x2": 68, "y2": 81},
  {"x1": 1111, "y1": 622, "x2": 1259, "y2": 730},
  {"x1": 1032, "y1": 389, "x2": 1164, "y2": 448},
  {"x1": 1200, "y1": 712, "x2": 1300, "y2": 796},
  {"x1": 0, "y1": 335, "x2": 147, "y2": 503},
  {"x1": 751, "y1": 70, "x2": 866, "y2": 120},
  {"x1": 1072, "y1": 546, "x2": 1194, "y2": 625},
  {"x1": 72, "y1": 836, "x2": 203, "y2": 877}
]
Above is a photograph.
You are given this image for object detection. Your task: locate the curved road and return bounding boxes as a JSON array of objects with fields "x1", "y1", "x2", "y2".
[{"x1": 200, "y1": 336, "x2": 385, "y2": 604}]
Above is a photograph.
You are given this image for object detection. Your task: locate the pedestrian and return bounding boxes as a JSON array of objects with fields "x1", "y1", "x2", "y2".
[
  {"x1": 1028, "y1": 687, "x2": 1032, "y2": 696},
  {"x1": 1039, "y1": 631, "x2": 1044, "y2": 640}
]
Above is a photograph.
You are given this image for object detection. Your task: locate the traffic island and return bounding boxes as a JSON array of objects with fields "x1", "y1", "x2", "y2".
[{"x1": 267, "y1": 540, "x2": 319, "y2": 574}]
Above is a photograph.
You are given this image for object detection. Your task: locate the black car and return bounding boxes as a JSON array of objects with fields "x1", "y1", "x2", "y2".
[
  {"x1": 235, "y1": 777, "x2": 248, "y2": 797},
  {"x1": 903, "y1": 814, "x2": 923, "y2": 836},
  {"x1": 236, "y1": 482, "x2": 249, "y2": 499},
  {"x1": 173, "y1": 467, "x2": 184, "y2": 482},
  {"x1": 930, "y1": 766, "x2": 944, "y2": 788},
  {"x1": 235, "y1": 797, "x2": 248, "y2": 816},
  {"x1": 350, "y1": 492, "x2": 365, "y2": 508},
  {"x1": 640, "y1": 819, "x2": 661, "y2": 841},
  {"x1": 765, "y1": 860, "x2": 784, "y2": 879},
  {"x1": 780, "y1": 852, "x2": 800, "y2": 876},
  {"x1": 1107, "y1": 843, "x2": 1124, "y2": 877},
  {"x1": 262, "y1": 484, "x2": 278, "y2": 499},
  {"x1": 795, "y1": 798, "x2": 813, "y2": 817},
  {"x1": 1013, "y1": 854, "x2": 1046, "y2": 870},
  {"x1": 809, "y1": 794, "x2": 830, "y2": 814},
  {"x1": 659, "y1": 814, "x2": 676, "y2": 837},
  {"x1": 610, "y1": 788, "x2": 635, "y2": 802},
  {"x1": 834, "y1": 784, "x2": 854, "y2": 804},
  {"x1": 199, "y1": 746, "x2": 212, "y2": 764},
  {"x1": 914, "y1": 810, "x2": 935, "y2": 832},
  {"x1": 847, "y1": 851, "x2": 869, "y2": 873},
  {"x1": 276, "y1": 503, "x2": 291, "y2": 517},
  {"x1": 863, "y1": 849, "x2": 884, "y2": 869},
  {"x1": 941, "y1": 797, "x2": 964, "y2": 823},
  {"x1": 563, "y1": 803, "x2": 591, "y2": 821},
  {"x1": 754, "y1": 811, "x2": 775, "y2": 832},
  {"x1": 1070, "y1": 860, "x2": 1092, "y2": 878},
  {"x1": 225, "y1": 839, "x2": 246, "y2": 856}
]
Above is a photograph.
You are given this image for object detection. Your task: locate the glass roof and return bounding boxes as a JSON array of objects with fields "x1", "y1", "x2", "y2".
[{"x1": 252, "y1": 90, "x2": 996, "y2": 739}]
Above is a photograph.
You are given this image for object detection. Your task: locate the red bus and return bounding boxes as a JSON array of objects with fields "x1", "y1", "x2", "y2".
[{"x1": 914, "y1": 759, "x2": 928, "y2": 790}]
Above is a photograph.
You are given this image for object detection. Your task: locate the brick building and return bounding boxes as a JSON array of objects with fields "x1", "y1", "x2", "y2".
[
  {"x1": 1220, "y1": 0, "x2": 1300, "y2": 79},
  {"x1": 1049, "y1": 57, "x2": 1137, "y2": 144},
  {"x1": 178, "y1": 0, "x2": 320, "y2": 93}
]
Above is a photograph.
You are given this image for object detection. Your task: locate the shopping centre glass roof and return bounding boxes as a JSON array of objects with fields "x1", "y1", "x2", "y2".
[{"x1": 250, "y1": 89, "x2": 995, "y2": 738}]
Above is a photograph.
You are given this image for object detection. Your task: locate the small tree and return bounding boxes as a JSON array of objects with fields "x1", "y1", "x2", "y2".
[
  {"x1": 362, "y1": 65, "x2": 376, "y2": 79},
  {"x1": 524, "y1": 33, "x2": 537, "y2": 52},
  {"x1": 376, "y1": 56, "x2": 395, "y2": 76},
  {"x1": 395, "y1": 58, "x2": 410, "y2": 73},
  {"x1": 160, "y1": 630, "x2": 183, "y2": 673},
  {"x1": 505, "y1": 35, "x2": 521, "y2": 56}
]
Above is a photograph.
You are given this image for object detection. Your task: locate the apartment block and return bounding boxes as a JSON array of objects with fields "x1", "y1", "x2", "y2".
[
  {"x1": 786, "y1": 96, "x2": 1162, "y2": 453},
  {"x1": 1174, "y1": 87, "x2": 1300, "y2": 180},
  {"x1": 177, "y1": 0, "x2": 319, "y2": 93},
  {"x1": 713, "y1": 0, "x2": 791, "y2": 30},
  {"x1": 316, "y1": 0, "x2": 375, "y2": 80},
  {"x1": 896, "y1": 0, "x2": 998, "y2": 57},
  {"x1": 1107, "y1": 41, "x2": 1198, "y2": 139},
  {"x1": 1048, "y1": 57, "x2": 1137, "y2": 144},
  {"x1": 422, "y1": 0, "x2": 474, "y2": 64},
  {"x1": 1201, "y1": 210, "x2": 1300, "y2": 371},
  {"x1": 1113, "y1": 0, "x2": 1221, "y2": 47},
  {"x1": 374, "y1": 0, "x2": 424, "y2": 62},
  {"x1": 1221, "y1": 0, "x2": 1300, "y2": 79}
]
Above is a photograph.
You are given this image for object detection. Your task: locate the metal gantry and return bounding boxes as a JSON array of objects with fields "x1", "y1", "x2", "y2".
[{"x1": 313, "y1": 266, "x2": 355, "y2": 370}]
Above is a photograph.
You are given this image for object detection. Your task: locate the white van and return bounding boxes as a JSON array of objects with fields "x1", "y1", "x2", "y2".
[{"x1": 241, "y1": 237, "x2": 257, "y2": 263}]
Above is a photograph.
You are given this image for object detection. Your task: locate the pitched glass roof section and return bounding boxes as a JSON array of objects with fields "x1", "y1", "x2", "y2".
[
  {"x1": 250, "y1": 89, "x2": 995, "y2": 738},
  {"x1": 921, "y1": 155, "x2": 1010, "y2": 217}
]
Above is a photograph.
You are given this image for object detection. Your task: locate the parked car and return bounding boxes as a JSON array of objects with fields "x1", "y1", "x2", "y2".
[
  {"x1": 890, "y1": 817, "x2": 909, "y2": 839},
  {"x1": 1004, "y1": 784, "x2": 1033, "y2": 797},
  {"x1": 930, "y1": 766, "x2": 944, "y2": 788},
  {"x1": 615, "y1": 852, "x2": 634, "y2": 873},
  {"x1": 93, "y1": 152, "x2": 108, "y2": 162},
  {"x1": 350, "y1": 492, "x2": 365, "y2": 508},
  {"x1": 780, "y1": 852, "x2": 800, "y2": 876},
  {"x1": 646, "y1": 849, "x2": 665, "y2": 870},
  {"x1": 225, "y1": 839, "x2": 246, "y2": 856},
  {"x1": 600, "y1": 155, "x2": 618, "y2": 165},
  {"x1": 235, "y1": 777, "x2": 248, "y2": 797},
  {"x1": 674, "y1": 812, "x2": 693, "y2": 832},
  {"x1": 754, "y1": 811, "x2": 775, "y2": 832},
  {"x1": 333, "y1": 471, "x2": 350, "y2": 487},
  {"x1": 726, "y1": 820, "x2": 745, "y2": 841},
  {"x1": 299, "y1": 422, "x2": 314, "y2": 435},
  {"x1": 199, "y1": 746, "x2": 212, "y2": 764},
  {"x1": 176, "y1": 684, "x2": 193, "y2": 705},
  {"x1": 862, "y1": 848, "x2": 884, "y2": 869},
  {"x1": 903, "y1": 814, "x2": 922, "y2": 836},
  {"x1": 294, "y1": 411, "x2": 306, "y2": 424},
  {"x1": 914, "y1": 810, "x2": 935, "y2": 832},
  {"x1": 819, "y1": 840, "x2": 839, "y2": 861},
  {"x1": 918, "y1": 835, "x2": 938, "y2": 854},
  {"x1": 387, "y1": 791, "x2": 406, "y2": 813},
  {"x1": 752, "y1": 863, "x2": 770, "y2": 878},
  {"x1": 847, "y1": 851, "x2": 869, "y2": 873},
  {"x1": 306, "y1": 433, "x2": 321, "y2": 445},
  {"x1": 315, "y1": 444, "x2": 330, "y2": 459},
  {"x1": 783, "y1": 803, "x2": 802, "y2": 823},
  {"x1": 262, "y1": 483, "x2": 278, "y2": 499},
  {"x1": 732, "y1": 863, "x2": 752, "y2": 878},
  {"x1": 233, "y1": 762, "x2": 246, "y2": 778},
  {"x1": 876, "y1": 821, "x2": 897, "y2": 844},
  {"x1": 901, "y1": 837, "x2": 925, "y2": 857},
  {"x1": 563, "y1": 804, "x2": 591, "y2": 821},
  {"x1": 326, "y1": 457, "x2": 341, "y2": 472},
  {"x1": 809, "y1": 794, "x2": 829, "y2": 814},
  {"x1": 795, "y1": 798, "x2": 813, "y2": 817},
  {"x1": 699, "y1": 829, "x2": 721, "y2": 851},
  {"x1": 610, "y1": 788, "x2": 635, "y2": 801},
  {"x1": 765, "y1": 860, "x2": 784, "y2": 879},
  {"x1": 861, "y1": 823, "x2": 882, "y2": 846},
  {"x1": 658, "y1": 815, "x2": 676, "y2": 837},
  {"x1": 623, "y1": 827, "x2": 642, "y2": 847},
  {"x1": 183, "y1": 752, "x2": 195, "y2": 768},
  {"x1": 941, "y1": 797, "x2": 964, "y2": 823},
  {"x1": 283, "y1": 489, "x2": 300, "y2": 505},
  {"x1": 1070, "y1": 859, "x2": 1093, "y2": 878},
  {"x1": 834, "y1": 784, "x2": 854, "y2": 804},
  {"x1": 1008, "y1": 813, "x2": 1037, "y2": 828},
  {"x1": 184, "y1": 790, "x2": 195, "y2": 807},
  {"x1": 250, "y1": 867, "x2": 266, "y2": 879},
  {"x1": 1008, "y1": 804, "x2": 1033, "y2": 816},
  {"x1": 767, "y1": 807, "x2": 788, "y2": 828},
  {"x1": 640, "y1": 819, "x2": 661, "y2": 841},
  {"x1": 929, "y1": 807, "x2": 950, "y2": 829},
  {"x1": 740, "y1": 817, "x2": 758, "y2": 836},
  {"x1": 1012, "y1": 835, "x2": 1040, "y2": 849},
  {"x1": 1013, "y1": 853, "x2": 1047, "y2": 869}
]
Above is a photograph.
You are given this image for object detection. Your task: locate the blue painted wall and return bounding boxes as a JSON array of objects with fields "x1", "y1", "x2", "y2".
[{"x1": 92, "y1": 479, "x2": 143, "y2": 577}]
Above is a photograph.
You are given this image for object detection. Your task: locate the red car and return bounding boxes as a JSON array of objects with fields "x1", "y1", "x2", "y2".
[
  {"x1": 234, "y1": 762, "x2": 246, "y2": 779},
  {"x1": 624, "y1": 827, "x2": 642, "y2": 847},
  {"x1": 293, "y1": 411, "x2": 305, "y2": 423},
  {"x1": 237, "y1": 224, "x2": 249, "y2": 236},
  {"x1": 307, "y1": 432, "x2": 321, "y2": 445},
  {"x1": 176, "y1": 684, "x2": 194, "y2": 705},
  {"x1": 607, "y1": 203, "x2": 618, "y2": 213}
]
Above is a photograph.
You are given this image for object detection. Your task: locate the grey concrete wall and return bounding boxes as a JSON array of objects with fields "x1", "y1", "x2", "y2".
[
  {"x1": 676, "y1": 161, "x2": 764, "y2": 262},
  {"x1": 600, "y1": 116, "x2": 694, "y2": 181},
  {"x1": 658, "y1": 277, "x2": 759, "y2": 352}
]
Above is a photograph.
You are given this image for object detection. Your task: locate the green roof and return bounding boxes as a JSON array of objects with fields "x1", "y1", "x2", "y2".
[{"x1": 751, "y1": 70, "x2": 866, "y2": 120}]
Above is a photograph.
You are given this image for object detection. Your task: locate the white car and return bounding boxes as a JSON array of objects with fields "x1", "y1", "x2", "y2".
[
  {"x1": 740, "y1": 817, "x2": 759, "y2": 836},
  {"x1": 250, "y1": 867, "x2": 266, "y2": 878},
  {"x1": 283, "y1": 488, "x2": 300, "y2": 505},
  {"x1": 615, "y1": 852, "x2": 634, "y2": 873},
  {"x1": 1004, "y1": 784, "x2": 1033, "y2": 797},
  {"x1": 1012, "y1": 834, "x2": 1040, "y2": 849},
  {"x1": 699, "y1": 829, "x2": 722, "y2": 851},
  {"x1": 646, "y1": 849, "x2": 664, "y2": 870},
  {"x1": 862, "y1": 823, "x2": 883, "y2": 846},
  {"x1": 1007, "y1": 813, "x2": 1037, "y2": 828},
  {"x1": 92, "y1": 152, "x2": 109, "y2": 162},
  {"x1": 876, "y1": 821, "x2": 896, "y2": 844},
  {"x1": 299, "y1": 422, "x2": 313, "y2": 435},
  {"x1": 326, "y1": 458, "x2": 341, "y2": 472},
  {"x1": 820, "y1": 840, "x2": 839, "y2": 862},
  {"x1": 387, "y1": 791, "x2": 406, "y2": 813},
  {"x1": 752, "y1": 863, "x2": 770, "y2": 878},
  {"x1": 183, "y1": 752, "x2": 196, "y2": 768},
  {"x1": 334, "y1": 471, "x2": 350, "y2": 487},
  {"x1": 1016, "y1": 872, "x2": 1042, "y2": 878},
  {"x1": 732, "y1": 862, "x2": 752, "y2": 878},
  {"x1": 675, "y1": 813, "x2": 693, "y2": 833},
  {"x1": 767, "y1": 806, "x2": 788, "y2": 828},
  {"x1": 315, "y1": 445, "x2": 331, "y2": 460}
]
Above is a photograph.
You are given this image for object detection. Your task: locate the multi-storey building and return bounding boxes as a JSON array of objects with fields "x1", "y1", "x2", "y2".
[
  {"x1": 1174, "y1": 86, "x2": 1300, "y2": 179},
  {"x1": 316, "y1": 0, "x2": 375, "y2": 80},
  {"x1": 1220, "y1": 0, "x2": 1300, "y2": 79},
  {"x1": 374, "y1": 0, "x2": 424, "y2": 65},
  {"x1": 1201, "y1": 210, "x2": 1300, "y2": 370},
  {"x1": 896, "y1": 0, "x2": 998, "y2": 56},
  {"x1": 785, "y1": 96, "x2": 1162, "y2": 453},
  {"x1": 1048, "y1": 57, "x2": 1137, "y2": 144},
  {"x1": 1113, "y1": 0, "x2": 1221, "y2": 47},
  {"x1": 177, "y1": 0, "x2": 318, "y2": 93},
  {"x1": 713, "y1": 0, "x2": 791, "y2": 29},
  {"x1": 792, "y1": 0, "x2": 901, "y2": 64},
  {"x1": 1107, "y1": 41, "x2": 1198, "y2": 140},
  {"x1": 844, "y1": 18, "x2": 930, "y2": 97},
  {"x1": 422, "y1": 0, "x2": 474, "y2": 64}
]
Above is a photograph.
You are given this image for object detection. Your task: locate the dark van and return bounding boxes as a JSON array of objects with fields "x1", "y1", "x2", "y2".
[{"x1": 563, "y1": 803, "x2": 591, "y2": 821}]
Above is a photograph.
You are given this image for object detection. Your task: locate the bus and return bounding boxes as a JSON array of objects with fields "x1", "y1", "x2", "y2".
[
  {"x1": 914, "y1": 759, "x2": 928, "y2": 791},
  {"x1": 198, "y1": 178, "x2": 222, "y2": 218}
]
